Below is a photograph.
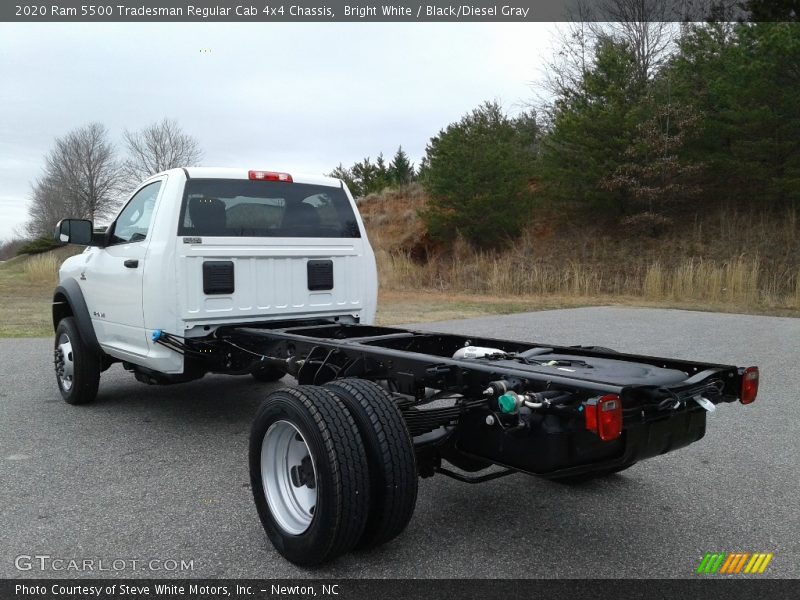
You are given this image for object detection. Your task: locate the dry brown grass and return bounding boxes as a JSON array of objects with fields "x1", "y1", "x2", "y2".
[
  {"x1": 0, "y1": 246, "x2": 84, "y2": 337},
  {"x1": 377, "y1": 246, "x2": 603, "y2": 296},
  {"x1": 359, "y1": 183, "x2": 430, "y2": 258},
  {"x1": 795, "y1": 269, "x2": 800, "y2": 308},
  {"x1": 375, "y1": 289, "x2": 800, "y2": 326},
  {"x1": 376, "y1": 249, "x2": 800, "y2": 312},
  {"x1": 0, "y1": 266, "x2": 56, "y2": 337},
  {"x1": 23, "y1": 252, "x2": 61, "y2": 284},
  {"x1": 374, "y1": 290, "x2": 601, "y2": 325},
  {"x1": 365, "y1": 187, "x2": 800, "y2": 314},
  {"x1": 642, "y1": 256, "x2": 764, "y2": 304}
]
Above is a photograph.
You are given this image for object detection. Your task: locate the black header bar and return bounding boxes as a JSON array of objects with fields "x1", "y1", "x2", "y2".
[
  {"x1": 3, "y1": 578, "x2": 799, "y2": 600},
  {"x1": 2, "y1": 0, "x2": 764, "y2": 23}
]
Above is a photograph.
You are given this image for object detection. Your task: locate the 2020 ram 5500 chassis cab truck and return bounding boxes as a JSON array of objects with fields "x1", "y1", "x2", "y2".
[{"x1": 52, "y1": 167, "x2": 760, "y2": 565}]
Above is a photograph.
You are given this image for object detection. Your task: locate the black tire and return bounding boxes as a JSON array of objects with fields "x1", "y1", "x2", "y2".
[
  {"x1": 249, "y1": 386, "x2": 370, "y2": 566},
  {"x1": 324, "y1": 378, "x2": 417, "y2": 549},
  {"x1": 549, "y1": 463, "x2": 635, "y2": 484},
  {"x1": 54, "y1": 316, "x2": 101, "y2": 405},
  {"x1": 250, "y1": 363, "x2": 286, "y2": 382}
]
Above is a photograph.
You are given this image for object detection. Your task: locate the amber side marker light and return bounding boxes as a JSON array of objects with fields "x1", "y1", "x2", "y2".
[
  {"x1": 740, "y1": 366, "x2": 759, "y2": 405},
  {"x1": 249, "y1": 170, "x2": 293, "y2": 182}
]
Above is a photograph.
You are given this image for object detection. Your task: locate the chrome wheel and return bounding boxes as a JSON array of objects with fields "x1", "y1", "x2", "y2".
[
  {"x1": 55, "y1": 333, "x2": 74, "y2": 392},
  {"x1": 261, "y1": 420, "x2": 317, "y2": 535}
]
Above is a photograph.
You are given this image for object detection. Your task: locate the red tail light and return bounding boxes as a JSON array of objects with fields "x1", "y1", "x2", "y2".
[
  {"x1": 740, "y1": 366, "x2": 759, "y2": 405},
  {"x1": 585, "y1": 394, "x2": 623, "y2": 441},
  {"x1": 248, "y1": 170, "x2": 292, "y2": 182}
]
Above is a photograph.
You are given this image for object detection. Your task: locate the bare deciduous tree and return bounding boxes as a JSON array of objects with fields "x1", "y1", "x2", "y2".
[
  {"x1": 540, "y1": 0, "x2": 595, "y2": 103},
  {"x1": 538, "y1": 0, "x2": 677, "y2": 116},
  {"x1": 0, "y1": 238, "x2": 27, "y2": 260},
  {"x1": 596, "y1": 0, "x2": 676, "y2": 85},
  {"x1": 25, "y1": 123, "x2": 121, "y2": 237},
  {"x1": 121, "y1": 118, "x2": 203, "y2": 188},
  {"x1": 52, "y1": 123, "x2": 120, "y2": 222},
  {"x1": 25, "y1": 175, "x2": 69, "y2": 238}
]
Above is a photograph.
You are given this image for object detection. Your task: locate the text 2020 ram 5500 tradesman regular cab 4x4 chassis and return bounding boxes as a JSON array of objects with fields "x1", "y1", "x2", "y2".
[{"x1": 51, "y1": 167, "x2": 760, "y2": 565}]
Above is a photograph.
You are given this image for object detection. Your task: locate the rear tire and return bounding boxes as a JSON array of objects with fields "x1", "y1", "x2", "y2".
[
  {"x1": 54, "y1": 316, "x2": 100, "y2": 405},
  {"x1": 324, "y1": 378, "x2": 417, "y2": 549},
  {"x1": 250, "y1": 363, "x2": 286, "y2": 382},
  {"x1": 249, "y1": 386, "x2": 370, "y2": 566}
]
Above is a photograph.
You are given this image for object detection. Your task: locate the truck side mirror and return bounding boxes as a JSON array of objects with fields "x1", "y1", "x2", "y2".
[{"x1": 53, "y1": 219, "x2": 94, "y2": 246}]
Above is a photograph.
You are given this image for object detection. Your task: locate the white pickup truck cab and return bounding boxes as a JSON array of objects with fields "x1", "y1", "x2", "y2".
[{"x1": 52, "y1": 167, "x2": 377, "y2": 404}]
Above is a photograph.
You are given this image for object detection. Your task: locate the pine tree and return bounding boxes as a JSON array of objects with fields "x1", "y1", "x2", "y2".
[
  {"x1": 375, "y1": 152, "x2": 390, "y2": 191},
  {"x1": 327, "y1": 163, "x2": 360, "y2": 196},
  {"x1": 538, "y1": 38, "x2": 648, "y2": 213},
  {"x1": 389, "y1": 146, "x2": 415, "y2": 186},
  {"x1": 420, "y1": 102, "x2": 536, "y2": 249},
  {"x1": 352, "y1": 157, "x2": 379, "y2": 195}
]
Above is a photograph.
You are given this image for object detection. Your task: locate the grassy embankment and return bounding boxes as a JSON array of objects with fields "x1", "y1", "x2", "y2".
[
  {"x1": 2, "y1": 186, "x2": 798, "y2": 337},
  {"x1": 0, "y1": 247, "x2": 82, "y2": 337},
  {"x1": 360, "y1": 184, "x2": 800, "y2": 320}
]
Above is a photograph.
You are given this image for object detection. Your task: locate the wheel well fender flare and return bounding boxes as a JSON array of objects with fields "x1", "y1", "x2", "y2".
[{"x1": 53, "y1": 279, "x2": 101, "y2": 353}]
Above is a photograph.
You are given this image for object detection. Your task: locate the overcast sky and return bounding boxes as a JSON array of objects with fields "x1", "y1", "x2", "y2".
[{"x1": 0, "y1": 22, "x2": 556, "y2": 240}]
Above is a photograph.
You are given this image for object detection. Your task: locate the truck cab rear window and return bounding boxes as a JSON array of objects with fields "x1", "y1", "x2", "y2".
[{"x1": 178, "y1": 179, "x2": 361, "y2": 238}]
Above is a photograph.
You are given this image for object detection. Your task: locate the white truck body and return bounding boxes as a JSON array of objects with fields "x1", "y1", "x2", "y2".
[{"x1": 57, "y1": 167, "x2": 378, "y2": 374}]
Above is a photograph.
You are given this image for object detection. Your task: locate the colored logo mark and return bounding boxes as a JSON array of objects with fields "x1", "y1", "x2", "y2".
[{"x1": 697, "y1": 552, "x2": 773, "y2": 574}]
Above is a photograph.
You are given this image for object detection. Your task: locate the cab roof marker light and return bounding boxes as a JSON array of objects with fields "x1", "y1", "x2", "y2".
[{"x1": 248, "y1": 170, "x2": 293, "y2": 182}]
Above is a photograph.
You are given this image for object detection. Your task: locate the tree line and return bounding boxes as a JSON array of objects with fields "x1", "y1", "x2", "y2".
[
  {"x1": 337, "y1": 9, "x2": 799, "y2": 250},
  {"x1": 328, "y1": 146, "x2": 417, "y2": 197},
  {"x1": 0, "y1": 119, "x2": 202, "y2": 258},
  {"x1": 6, "y1": 3, "x2": 796, "y2": 259}
]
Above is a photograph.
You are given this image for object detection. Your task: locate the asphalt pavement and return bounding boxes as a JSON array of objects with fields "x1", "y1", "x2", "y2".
[{"x1": 1, "y1": 307, "x2": 798, "y2": 578}]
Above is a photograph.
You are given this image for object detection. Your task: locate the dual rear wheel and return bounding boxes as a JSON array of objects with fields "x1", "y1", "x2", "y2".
[{"x1": 248, "y1": 380, "x2": 417, "y2": 566}]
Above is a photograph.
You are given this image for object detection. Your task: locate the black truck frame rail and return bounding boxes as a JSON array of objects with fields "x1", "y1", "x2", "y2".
[{"x1": 163, "y1": 319, "x2": 753, "y2": 481}]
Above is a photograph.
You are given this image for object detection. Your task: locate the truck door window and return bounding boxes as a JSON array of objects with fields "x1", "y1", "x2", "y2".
[{"x1": 111, "y1": 181, "x2": 162, "y2": 244}]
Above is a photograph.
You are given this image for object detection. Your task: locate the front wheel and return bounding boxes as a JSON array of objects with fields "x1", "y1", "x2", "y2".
[
  {"x1": 54, "y1": 316, "x2": 101, "y2": 405},
  {"x1": 249, "y1": 386, "x2": 370, "y2": 566}
]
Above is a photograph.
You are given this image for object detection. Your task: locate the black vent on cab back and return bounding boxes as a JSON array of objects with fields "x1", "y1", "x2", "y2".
[
  {"x1": 203, "y1": 261, "x2": 234, "y2": 295},
  {"x1": 307, "y1": 259, "x2": 334, "y2": 291}
]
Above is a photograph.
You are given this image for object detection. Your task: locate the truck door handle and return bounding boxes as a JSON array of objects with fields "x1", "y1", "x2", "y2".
[{"x1": 124, "y1": 259, "x2": 139, "y2": 268}]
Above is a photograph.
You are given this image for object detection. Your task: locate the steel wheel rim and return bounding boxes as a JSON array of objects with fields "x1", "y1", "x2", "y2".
[
  {"x1": 261, "y1": 420, "x2": 317, "y2": 535},
  {"x1": 55, "y1": 333, "x2": 74, "y2": 392}
]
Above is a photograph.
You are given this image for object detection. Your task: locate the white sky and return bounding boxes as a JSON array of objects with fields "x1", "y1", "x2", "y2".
[{"x1": 0, "y1": 22, "x2": 557, "y2": 240}]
